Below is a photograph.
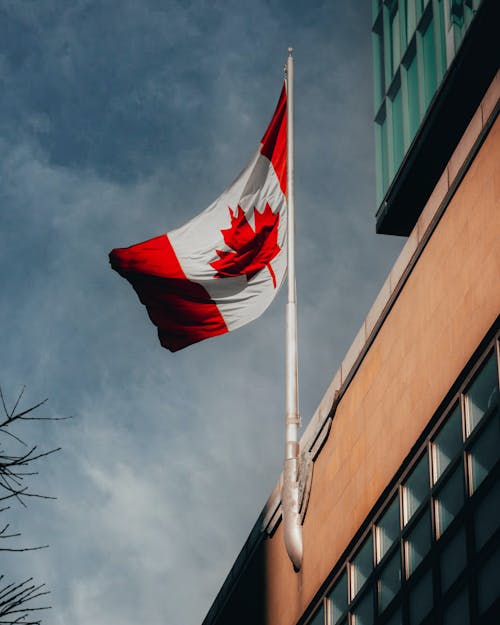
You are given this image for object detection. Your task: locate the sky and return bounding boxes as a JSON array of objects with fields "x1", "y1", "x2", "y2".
[{"x1": 0, "y1": 2, "x2": 404, "y2": 624}]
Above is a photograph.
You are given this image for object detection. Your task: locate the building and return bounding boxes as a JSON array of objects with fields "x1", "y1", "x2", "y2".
[{"x1": 202, "y1": 1, "x2": 499, "y2": 624}]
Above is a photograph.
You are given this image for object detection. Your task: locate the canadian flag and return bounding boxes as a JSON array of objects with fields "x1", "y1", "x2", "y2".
[{"x1": 109, "y1": 85, "x2": 287, "y2": 352}]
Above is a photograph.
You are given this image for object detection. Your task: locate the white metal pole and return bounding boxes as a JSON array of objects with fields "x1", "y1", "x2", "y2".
[{"x1": 282, "y1": 47, "x2": 303, "y2": 571}]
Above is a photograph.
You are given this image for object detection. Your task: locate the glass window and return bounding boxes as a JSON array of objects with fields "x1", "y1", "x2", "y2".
[
  {"x1": 327, "y1": 571, "x2": 348, "y2": 625},
  {"x1": 403, "y1": 452, "x2": 430, "y2": 525},
  {"x1": 351, "y1": 588, "x2": 374, "y2": 625},
  {"x1": 373, "y1": 16, "x2": 385, "y2": 107},
  {"x1": 378, "y1": 550, "x2": 401, "y2": 613},
  {"x1": 383, "y1": 606, "x2": 402, "y2": 625},
  {"x1": 474, "y1": 478, "x2": 500, "y2": 551},
  {"x1": 403, "y1": 39, "x2": 419, "y2": 145},
  {"x1": 431, "y1": 405, "x2": 463, "y2": 483},
  {"x1": 375, "y1": 107, "x2": 389, "y2": 204},
  {"x1": 468, "y1": 415, "x2": 500, "y2": 493},
  {"x1": 375, "y1": 496, "x2": 400, "y2": 563},
  {"x1": 465, "y1": 352, "x2": 499, "y2": 436},
  {"x1": 434, "y1": 0, "x2": 447, "y2": 80},
  {"x1": 408, "y1": 569, "x2": 433, "y2": 625},
  {"x1": 389, "y1": 77, "x2": 404, "y2": 177},
  {"x1": 477, "y1": 542, "x2": 500, "y2": 614},
  {"x1": 310, "y1": 604, "x2": 325, "y2": 625},
  {"x1": 404, "y1": 510, "x2": 431, "y2": 577},
  {"x1": 405, "y1": 0, "x2": 416, "y2": 40},
  {"x1": 415, "y1": 0, "x2": 425, "y2": 22},
  {"x1": 440, "y1": 527, "x2": 467, "y2": 593},
  {"x1": 420, "y1": 9, "x2": 437, "y2": 109},
  {"x1": 389, "y1": 2, "x2": 401, "y2": 73},
  {"x1": 434, "y1": 465, "x2": 464, "y2": 537},
  {"x1": 443, "y1": 587, "x2": 469, "y2": 625},
  {"x1": 350, "y1": 534, "x2": 374, "y2": 599},
  {"x1": 450, "y1": 0, "x2": 464, "y2": 26}
]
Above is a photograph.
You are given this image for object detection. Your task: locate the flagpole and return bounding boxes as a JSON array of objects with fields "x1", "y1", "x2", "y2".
[{"x1": 282, "y1": 47, "x2": 303, "y2": 571}]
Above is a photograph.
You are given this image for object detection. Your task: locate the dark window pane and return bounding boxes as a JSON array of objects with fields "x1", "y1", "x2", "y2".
[
  {"x1": 310, "y1": 604, "x2": 325, "y2": 625},
  {"x1": 434, "y1": 466, "x2": 465, "y2": 537},
  {"x1": 405, "y1": 510, "x2": 432, "y2": 576},
  {"x1": 440, "y1": 527, "x2": 467, "y2": 593},
  {"x1": 443, "y1": 588, "x2": 469, "y2": 625},
  {"x1": 432, "y1": 406, "x2": 463, "y2": 483},
  {"x1": 465, "y1": 353, "x2": 499, "y2": 436},
  {"x1": 475, "y1": 478, "x2": 500, "y2": 551},
  {"x1": 376, "y1": 106, "x2": 389, "y2": 204},
  {"x1": 351, "y1": 534, "x2": 374, "y2": 599},
  {"x1": 328, "y1": 571, "x2": 347, "y2": 625},
  {"x1": 408, "y1": 569, "x2": 433, "y2": 625},
  {"x1": 352, "y1": 588, "x2": 374, "y2": 625},
  {"x1": 383, "y1": 606, "x2": 402, "y2": 625},
  {"x1": 404, "y1": 41, "x2": 420, "y2": 143},
  {"x1": 477, "y1": 543, "x2": 500, "y2": 614},
  {"x1": 376, "y1": 497, "x2": 400, "y2": 562},
  {"x1": 378, "y1": 551, "x2": 401, "y2": 613},
  {"x1": 390, "y1": 81, "x2": 404, "y2": 176},
  {"x1": 469, "y1": 415, "x2": 500, "y2": 493},
  {"x1": 403, "y1": 453, "x2": 430, "y2": 525}
]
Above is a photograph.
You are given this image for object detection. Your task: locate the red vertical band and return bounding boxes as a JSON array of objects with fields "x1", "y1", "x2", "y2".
[{"x1": 260, "y1": 84, "x2": 287, "y2": 196}]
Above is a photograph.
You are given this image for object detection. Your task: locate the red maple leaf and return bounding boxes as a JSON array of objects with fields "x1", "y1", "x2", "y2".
[{"x1": 210, "y1": 203, "x2": 281, "y2": 287}]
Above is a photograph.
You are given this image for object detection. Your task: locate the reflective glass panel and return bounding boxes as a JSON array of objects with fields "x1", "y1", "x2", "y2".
[
  {"x1": 465, "y1": 352, "x2": 499, "y2": 436},
  {"x1": 408, "y1": 569, "x2": 433, "y2": 625},
  {"x1": 468, "y1": 415, "x2": 500, "y2": 493},
  {"x1": 376, "y1": 497, "x2": 400, "y2": 563},
  {"x1": 310, "y1": 604, "x2": 325, "y2": 625},
  {"x1": 351, "y1": 534, "x2": 374, "y2": 599},
  {"x1": 434, "y1": 465, "x2": 464, "y2": 537},
  {"x1": 378, "y1": 551, "x2": 401, "y2": 613},
  {"x1": 375, "y1": 108, "x2": 389, "y2": 204},
  {"x1": 416, "y1": 0, "x2": 425, "y2": 21},
  {"x1": 431, "y1": 405, "x2": 462, "y2": 483},
  {"x1": 390, "y1": 80, "x2": 404, "y2": 176},
  {"x1": 474, "y1": 478, "x2": 500, "y2": 551},
  {"x1": 373, "y1": 16, "x2": 385, "y2": 106},
  {"x1": 327, "y1": 571, "x2": 347, "y2": 625},
  {"x1": 383, "y1": 606, "x2": 402, "y2": 625},
  {"x1": 443, "y1": 588, "x2": 469, "y2": 625},
  {"x1": 477, "y1": 543, "x2": 500, "y2": 614},
  {"x1": 403, "y1": 453, "x2": 430, "y2": 525},
  {"x1": 421, "y1": 11, "x2": 437, "y2": 108},
  {"x1": 405, "y1": 510, "x2": 431, "y2": 577},
  {"x1": 403, "y1": 41, "x2": 419, "y2": 144},
  {"x1": 435, "y1": 0, "x2": 447, "y2": 80},
  {"x1": 440, "y1": 527, "x2": 467, "y2": 593},
  {"x1": 390, "y1": 4, "x2": 401, "y2": 72},
  {"x1": 352, "y1": 589, "x2": 374, "y2": 625},
  {"x1": 405, "y1": 0, "x2": 416, "y2": 39}
]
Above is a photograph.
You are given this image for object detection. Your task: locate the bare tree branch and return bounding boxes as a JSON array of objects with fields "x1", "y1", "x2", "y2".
[{"x1": 0, "y1": 388, "x2": 65, "y2": 625}]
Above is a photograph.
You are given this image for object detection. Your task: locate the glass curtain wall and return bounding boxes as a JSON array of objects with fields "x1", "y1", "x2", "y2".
[{"x1": 372, "y1": 0, "x2": 482, "y2": 206}]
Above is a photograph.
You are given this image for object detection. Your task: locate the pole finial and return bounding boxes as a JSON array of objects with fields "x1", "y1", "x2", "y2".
[{"x1": 288, "y1": 47, "x2": 293, "y2": 56}]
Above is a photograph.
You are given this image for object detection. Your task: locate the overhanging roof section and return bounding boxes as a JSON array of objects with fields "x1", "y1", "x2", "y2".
[{"x1": 376, "y1": 0, "x2": 499, "y2": 236}]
